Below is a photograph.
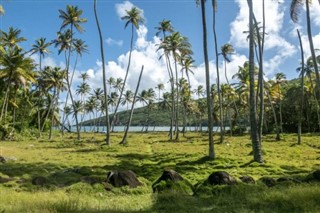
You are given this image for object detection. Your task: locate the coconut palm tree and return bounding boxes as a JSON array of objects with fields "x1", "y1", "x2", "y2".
[
  {"x1": 159, "y1": 32, "x2": 192, "y2": 140},
  {"x1": 155, "y1": 19, "x2": 174, "y2": 39},
  {"x1": 121, "y1": 90, "x2": 133, "y2": 110},
  {"x1": 58, "y1": 4, "x2": 87, "y2": 140},
  {"x1": 107, "y1": 77, "x2": 116, "y2": 95},
  {"x1": 248, "y1": 0, "x2": 263, "y2": 163},
  {"x1": 210, "y1": 0, "x2": 224, "y2": 143},
  {"x1": 199, "y1": 0, "x2": 215, "y2": 159},
  {"x1": 111, "y1": 7, "x2": 144, "y2": 129},
  {"x1": 0, "y1": 27, "x2": 26, "y2": 48},
  {"x1": 297, "y1": 29, "x2": 304, "y2": 144},
  {"x1": 155, "y1": 83, "x2": 165, "y2": 105},
  {"x1": 30, "y1": 37, "x2": 51, "y2": 137},
  {"x1": 274, "y1": 72, "x2": 287, "y2": 133},
  {"x1": 121, "y1": 66, "x2": 144, "y2": 145},
  {"x1": 0, "y1": 46, "x2": 36, "y2": 123}
]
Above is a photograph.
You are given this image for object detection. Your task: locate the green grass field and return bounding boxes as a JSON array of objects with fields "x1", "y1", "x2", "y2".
[{"x1": 0, "y1": 132, "x2": 319, "y2": 212}]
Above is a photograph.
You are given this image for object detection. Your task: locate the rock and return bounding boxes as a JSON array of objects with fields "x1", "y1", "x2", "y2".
[
  {"x1": 312, "y1": 170, "x2": 320, "y2": 181},
  {"x1": 260, "y1": 177, "x2": 276, "y2": 187},
  {"x1": 0, "y1": 176, "x2": 15, "y2": 183},
  {"x1": 154, "y1": 169, "x2": 183, "y2": 183},
  {"x1": 105, "y1": 170, "x2": 142, "y2": 188},
  {"x1": 32, "y1": 176, "x2": 48, "y2": 186},
  {"x1": 152, "y1": 170, "x2": 193, "y2": 194},
  {"x1": 240, "y1": 175, "x2": 255, "y2": 184},
  {"x1": 207, "y1": 171, "x2": 237, "y2": 185},
  {"x1": 0, "y1": 156, "x2": 6, "y2": 163}
]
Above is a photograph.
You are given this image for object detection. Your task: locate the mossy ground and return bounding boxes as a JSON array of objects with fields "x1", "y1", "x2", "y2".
[{"x1": 0, "y1": 131, "x2": 319, "y2": 212}]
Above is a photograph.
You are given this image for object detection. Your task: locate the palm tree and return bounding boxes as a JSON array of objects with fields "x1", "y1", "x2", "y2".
[
  {"x1": 107, "y1": 77, "x2": 116, "y2": 95},
  {"x1": 274, "y1": 72, "x2": 287, "y2": 133},
  {"x1": 111, "y1": 7, "x2": 144, "y2": 130},
  {"x1": 0, "y1": 46, "x2": 36, "y2": 123},
  {"x1": 121, "y1": 66, "x2": 144, "y2": 145},
  {"x1": 155, "y1": 83, "x2": 165, "y2": 105},
  {"x1": 0, "y1": 27, "x2": 26, "y2": 48},
  {"x1": 297, "y1": 29, "x2": 304, "y2": 144},
  {"x1": 93, "y1": 0, "x2": 110, "y2": 145},
  {"x1": 248, "y1": 0, "x2": 263, "y2": 163},
  {"x1": 155, "y1": 19, "x2": 174, "y2": 39},
  {"x1": 30, "y1": 37, "x2": 51, "y2": 137},
  {"x1": 290, "y1": 0, "x2": 320, "y2": 103},
  {"x1": 199, "y1": 0, "x2": 215, "y2": 159},
  {"x1": 159, "y1": 32, "x2": 192, "y2": 140},
  {"x1": 121, "y1": 90, "x2": 133, "y2": 110},
  {"x1": 210, "y1": 0, "x2": 224, "y2": 143},
  {"x1": 58, "y1": 4, "x2": 87, "y2": 140}
]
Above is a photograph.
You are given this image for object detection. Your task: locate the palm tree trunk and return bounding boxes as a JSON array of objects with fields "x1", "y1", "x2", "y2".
[
  {"x1": 297, "y1": 29, "x2": 304, "y2": 145},
  {"x1": 37, "y1": 55, "x2": 42, "y2": 138},
  {"x1": 212, "y1": 1, "x2": 224, "y2": 144},
  {"x1": 248, "y1": 0, "x2": 263, "y2": 163},
  {"x1": 111, "y1": 23, "x2": 134, "y2": 131},
  {"x1": 174, "y1": 58, "x2": 180, "y2": 141},
  {"x1": 200, "y1": 0, "x2": 215, "y2": 159},
  {"x1": 94, "y1": 0, "x2": 110, "y2": 144},
  {"x1": 121, "y1": 65, "x2": 144, "y2": 145},
  {"x1": 306, "y1": 0, "x2": 320, "y2": 104}
]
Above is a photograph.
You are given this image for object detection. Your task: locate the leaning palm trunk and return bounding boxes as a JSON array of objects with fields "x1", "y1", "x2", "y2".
[
  {"x1": 200, "y1": 0, "x2": 215, "y2": 159},
  {"x1": 94, "y1": 0, "x2": 110, "y2": 144},
  {"x1": 212, "y1": 0, "x2": 224, "y2": 143},
  {"x1": 165, "y1": 54, "x2": 175, "y2": 140},
  {"x1": 174, "y1": 58, "x2": 180, "y2": 141},
  {"x1": 247, "y1": 0, "x2": 263, "y2": 163},
  {"x1": 121, "y1": 65, "x2": 144, "y2": 145},
  {"x1": 266, "y1": 90, "x2": 280, "y2": 140},
  {"x1": 306, "y1": 0, "x2": 320, "y2": 104},
  {"x1": 111, "y1": 24, "x2": 134, "y2": 132},
  {"x1": 297, "y1": 29, "x2": 304, "y2": 145}
]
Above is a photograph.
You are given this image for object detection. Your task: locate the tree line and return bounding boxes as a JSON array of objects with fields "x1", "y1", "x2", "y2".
[{"x1": 0, "y1": 0, "x2": 319, "y2": 163}]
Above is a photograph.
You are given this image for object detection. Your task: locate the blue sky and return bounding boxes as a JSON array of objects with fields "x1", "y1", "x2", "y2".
[{"x1": 1, "y1": 0, "x2": 320, "y2": 101}]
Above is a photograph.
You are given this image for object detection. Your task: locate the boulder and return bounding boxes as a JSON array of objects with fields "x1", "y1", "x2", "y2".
[
  {"x1": 154, "y1": 169, "x2": 183, "y2": 183},
  {"x1": 207, "y1": 171, "x2": 237, "y2": 185},
  {"x1": 105, "y1": 170, "x2": 142, "y2": 188},
  {"x1": 240, "y1": 175, "x2": 255, "y2": 184},
  {"x1": 260, "y1": 177, "x2": 276, "y2": 187},
  {"x1": 152, "y1": 170, "x2": 193, "y2": 194},
  {"x1": 32, "y1": 176, "x2": 48, "y2": 186}
]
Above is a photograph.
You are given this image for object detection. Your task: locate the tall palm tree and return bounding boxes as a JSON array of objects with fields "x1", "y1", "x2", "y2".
[
  {"x1": 155, "y1": 83, "x2": 165, "y2": 105},
  {"x1": 58, "y1": 5, "x2": 87, "y2": 140},
  {"x1": 111, "y1": 7, "x2": 144, "y2": 129},
  {"x1": 211, "y1": 0, "x2": 224, "y2": 143},
  {"x1": 248, "y1": 0, "x2": 263, "y2": 163},
  {"x1": 159, "y1": 31, "x2": 192, "y2": 140},
  {"x1": 199, "y1": 0, "x2": 215, "y2": 159},
  {"x1": 155, "y1": 19, "x2": 174, "y2": 39},
  {"x1": 121, "y1": 66, "x2": 144, "y2": 145},
  {"x1": 297, "y1": 29, "x2": 304, "y2": 144},
  {"x1": 291, "y1": 0, "x2": 320, "y2": 103},
  {"x1": 274, "y1": 72, "x2": 287, "y2": 133},
  {"x1": 30, "y1": 37, "x2": 51, "y2": 137},
  {"x1": 107, "y1": 77, "x2": 116, "y2": 95}
]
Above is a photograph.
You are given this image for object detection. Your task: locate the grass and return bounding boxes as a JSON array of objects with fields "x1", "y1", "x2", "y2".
[{"x1": 0, "y1": 131, "x2": 319, "y2": 212}]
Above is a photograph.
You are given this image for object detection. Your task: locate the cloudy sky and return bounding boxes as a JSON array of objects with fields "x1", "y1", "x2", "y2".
[{"x1": 1, "y1": 0, "x2": 320, "y2": 108}]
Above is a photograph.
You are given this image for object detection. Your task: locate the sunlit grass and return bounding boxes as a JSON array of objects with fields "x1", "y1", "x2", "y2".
[{"x1": 0, "y1": 131, "x2": 319, "y2": 212}]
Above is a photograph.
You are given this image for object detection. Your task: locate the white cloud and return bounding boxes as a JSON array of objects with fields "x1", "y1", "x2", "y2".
[
  {"x1": 115, "y1": 1, "x2": 144, "y2": 19},
  {"x1": 229, "y1": 0, "x2": 298, "y2": 77},
  {"x1": 309, "y1": 1, "x2": 320, "y2": 27},
  {"x1": 106, "y1": 38, "x2": 123, "y2": 47}
]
